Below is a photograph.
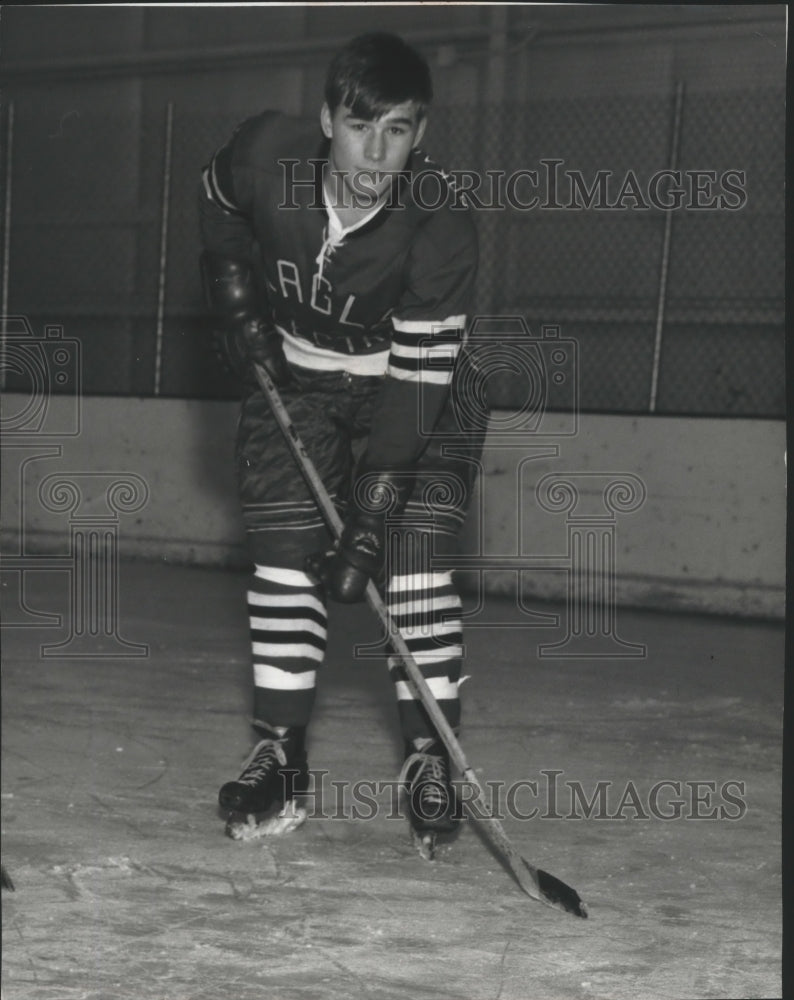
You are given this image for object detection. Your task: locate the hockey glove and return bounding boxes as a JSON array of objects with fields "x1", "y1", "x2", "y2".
[
  {"x1": 306, "y1": 467, "x2": 415, "y2": 603},
  {"x1": 214, "y1": 317, "x2": 291, "y2": 386},
  {"x1": 200, "y1": 252, "x2": 292, "y2": 386}
]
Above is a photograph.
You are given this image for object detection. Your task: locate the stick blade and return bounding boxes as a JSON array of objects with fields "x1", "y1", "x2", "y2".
[{"x1": 532, "y1": 862, "x2": 588, "y2": 918}]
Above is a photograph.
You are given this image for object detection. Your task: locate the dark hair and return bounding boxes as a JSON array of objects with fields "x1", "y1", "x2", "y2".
[{"x1": 324, "y1": 32, "x2": 433, "y2": 121}]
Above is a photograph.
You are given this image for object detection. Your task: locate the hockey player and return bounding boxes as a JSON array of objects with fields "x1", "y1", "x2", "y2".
[{"x1": 199, "y1": 32, "x2": 480, "y2": 852}]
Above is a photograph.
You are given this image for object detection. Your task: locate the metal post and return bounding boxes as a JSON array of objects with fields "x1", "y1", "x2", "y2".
[
  {"x1": 475, "y1": 7, "x2": 509, "y2": 314},
  {"x1": 649, "y1": 81, "x2": 685, "y2": 413},
  {"x1": 486, "y1": 6, "x2": 508, "y2": 104},
  {"x1": 154, "y1": 101, "x2": 174, "y2": 396},
  {"x1": 1, "y1": 100, "x2": 15, "y2": 391}
]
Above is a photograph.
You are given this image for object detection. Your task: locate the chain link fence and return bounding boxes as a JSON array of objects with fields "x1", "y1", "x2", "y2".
[{"x1": 1, "y1": 84, "x2": 785, "y2": 416}]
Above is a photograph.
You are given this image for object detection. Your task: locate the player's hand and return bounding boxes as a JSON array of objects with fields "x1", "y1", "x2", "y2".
[
  {"x1": 305, "y1": 519, "x2": 384, "y2": 603},
  {"x1": 212, "y1": 319, "x2": 292, "y2": 387},
  {"x1": 200, "y1": 252, "x2": 292, "y2": 387},
  {"x1": 305, "y1": 468, "x2": 415, "y2": 603}
]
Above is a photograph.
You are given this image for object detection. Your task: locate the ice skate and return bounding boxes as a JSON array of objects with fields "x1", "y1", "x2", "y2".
[
  {"x1": 400, "y1": 737, "x2": 460, "y2": 860},
  {"x1": 219, "y1": 726, "x2": 309, "y2": 841}
]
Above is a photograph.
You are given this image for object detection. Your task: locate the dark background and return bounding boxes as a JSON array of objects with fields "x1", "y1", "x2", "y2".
[{"x1": 0, "y1": 4, "x2": 785, "y2": 416}]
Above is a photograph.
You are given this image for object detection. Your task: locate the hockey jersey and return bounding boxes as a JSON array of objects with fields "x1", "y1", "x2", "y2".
[{"x1": 198, "y1": 110, "x2": 479, "y2": 466}]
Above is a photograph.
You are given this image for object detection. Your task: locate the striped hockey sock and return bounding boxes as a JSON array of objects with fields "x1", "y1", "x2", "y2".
[
  {"x1": 248, "y1": 565, "x2": 327, "y2": 728},
  {"x1": 386, "y1": 570, "x2": 465, "y2": 741}
]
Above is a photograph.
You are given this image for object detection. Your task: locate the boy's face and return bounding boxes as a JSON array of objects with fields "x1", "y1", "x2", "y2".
[{"x1": 320, "y1": 100, "x2": 427, "y2": 205}]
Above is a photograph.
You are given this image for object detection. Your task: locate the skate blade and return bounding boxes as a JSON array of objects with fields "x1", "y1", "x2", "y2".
[
  {"x1": 411, "y1": 829, "x2": 437, "y2": 861},
  {"x1": 225, "y1": 800, "x2": 307, "y2": 841}
]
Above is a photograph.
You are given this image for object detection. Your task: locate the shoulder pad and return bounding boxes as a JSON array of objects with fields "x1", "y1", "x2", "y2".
[
  {"x1": 229, "y1": 111, "x2": 324, "y2": 175},
  {"x1": 407, "y1": 149, "x2": 472, "y2": 212}
]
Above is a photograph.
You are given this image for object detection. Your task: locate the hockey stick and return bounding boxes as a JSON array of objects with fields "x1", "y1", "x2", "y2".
[{"x1": 253, "y1": 363, "x2": 587, "y2": 918}]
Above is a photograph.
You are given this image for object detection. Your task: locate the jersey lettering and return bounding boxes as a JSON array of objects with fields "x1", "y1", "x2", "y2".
[
  {"x1": 310, "y1": 272, "x2": 333, "y2": 315},
  {"x1": 277, "y1": 260, "x2": 303, "y2": 303},
  {"x1": 339, "y1": 295, "x2": 365, "y2": 329},
  {"x1": 275, "y1": 256, "x2": 365, "y2": 329}
]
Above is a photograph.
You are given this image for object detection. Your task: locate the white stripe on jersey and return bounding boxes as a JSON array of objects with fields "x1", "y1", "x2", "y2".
[
  {"x1": 388, "y1": 366, "x2": 453, "y2": 386},
  {"x1": 279, "y1": 326, "x2": 390, "y2": 376},
  {"x1": 389, "y1": 341, "x2": 461, "y2": 364},
  {"x1": 387, "y1": 329, "x2": 463, "y2": 385},
  {"x1": 202, "y1": 160, "x2": 239, "y2": 214},
  {"x1": 392, "y1": 315, "x2": 466, "y2": 334}
]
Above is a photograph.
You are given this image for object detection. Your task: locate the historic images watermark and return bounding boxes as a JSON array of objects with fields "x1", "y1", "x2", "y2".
[
  {"x1": 1, "y1": 315, "x2": 149, "y2": 657},
  {"x1": 349, "y1": 314, "x2": 647, "y2": 661},
  {"x1": 279, "y1": 159, "x2": 748, "y2": 212},
  {"x1": 281, "y1": 769, "x2": 748, "y2": 823}
]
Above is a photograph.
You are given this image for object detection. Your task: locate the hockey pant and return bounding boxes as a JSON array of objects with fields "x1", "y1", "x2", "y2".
[{"x1": 236, "y1": 366, "x2": 481, "y2": 742}]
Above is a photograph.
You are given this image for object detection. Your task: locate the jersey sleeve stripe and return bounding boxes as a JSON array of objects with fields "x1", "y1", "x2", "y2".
[
  {"x1": 391, "y1": 328, "x2": 463, "y2": 347},
  {"x1": 392, "y1": 315, "x2": 466, "y2": 335},
  {"x1": 387, "y1": 365, "x2": 455, "y2": 386},
  {"x1": 387, "y1": 337, "x2": 461, "y2": 384},
  {"x1": 390, "y1": 341, "x2": 462, "y2": 363},
  {"x1": 202, "y1": 158, "x2": 244, "y2": 216},
  {"x1": 389, "y1": 316, "x2": 466, "y2": 384}
]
